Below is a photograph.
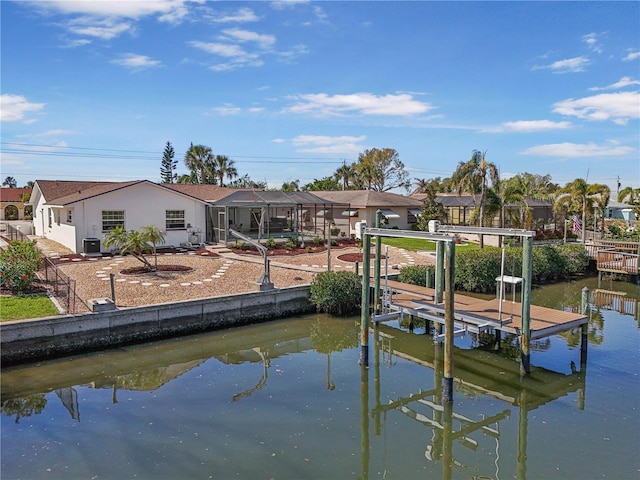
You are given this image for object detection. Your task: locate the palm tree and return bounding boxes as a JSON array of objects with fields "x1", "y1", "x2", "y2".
[
  {"x1": 184, "y1": 143, "x2": 213, "y2": 184},
  {"x1": 554, "y1": 179, "x2": 610, "y2": 243},
  {"x1": 213, "y1": 155, "x2": 238, "y2": 187},
  {"x1": 356, "y1": 161, "x2": 378, "y2": 190},
  {"x1": 103, "y1": 225, "x2": 166, "y2": 272},
  {"x1": 141, "y1": 225, "x2": 166, "y2": 271},
  {"x1": 618, "y1": 186, "x2": 640, "y2": 218},
  {"x1": 451, "y1": 150, "x2": 499, "y2": 247},
  {"x1": 591, "y1": 187, "x2": 610, "y2": 238},
  {"x1": 334, "y1": 162, "x2": 355, "y2": 190}
]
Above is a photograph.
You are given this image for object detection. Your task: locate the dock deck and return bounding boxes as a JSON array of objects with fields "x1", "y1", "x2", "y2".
[{"x1": 377, "y1": 280, "x2": 587, "y2": 340}]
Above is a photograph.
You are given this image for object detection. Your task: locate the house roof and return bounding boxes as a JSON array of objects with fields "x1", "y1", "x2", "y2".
[
  {"x1": 161, "y1": 183, "x2": 247, "y2": 202},
  {"x1": 607, "y1": 200, "x2": 636, "y2": 209},
  {"x1": 313, "y1": 190, "x2": 422, "y2": 208},
  {"x1": 33, "y1": 180, "x2": 214, "y2": 207},
  {"x1": 213, "y1": 190, "x2": 344, "y2": 207},
  {"x1": 0, "y1": 187, "x2": 32, "y2": 203}
]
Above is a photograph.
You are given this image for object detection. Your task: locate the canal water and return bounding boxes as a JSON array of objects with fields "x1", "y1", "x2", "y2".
[{"x1": 2, "y1": 276, "x2": 638, "y2": 479}]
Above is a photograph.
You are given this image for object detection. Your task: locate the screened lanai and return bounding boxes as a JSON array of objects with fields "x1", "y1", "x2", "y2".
[{"x1": 208, "y1": 190, "x2": 351, "y2": 245}]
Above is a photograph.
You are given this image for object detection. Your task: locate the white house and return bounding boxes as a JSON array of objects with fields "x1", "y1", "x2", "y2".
[{"x1": 29, "y1": 180, "x2": 214, "y2": 254}]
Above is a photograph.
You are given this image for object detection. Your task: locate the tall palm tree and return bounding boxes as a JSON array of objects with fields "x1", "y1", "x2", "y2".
[
  {"x1": 618, "y1": 186, "x2": 640, "y2": 205},
  {"x1": 334, "y1": 162, "x2": 355, "y2": 190},
  {"x1": 554, "y1": 179, "x2": 610, "y2": 243},
  {"x1": 184, "y1": 143, "x2": 213, "y2": 184},
  {"x1": 356, "y1": 161, "x2": 378, "y2": 190},
  {"x1": 213, "y1": 155, "x2": 238, "y2": 187},
  {"x1": 451, "y1": 150, "x2": 499, "y2": 247},
  {"x1": 591, "y1": 187, "x2": 610, "y2": 238}
]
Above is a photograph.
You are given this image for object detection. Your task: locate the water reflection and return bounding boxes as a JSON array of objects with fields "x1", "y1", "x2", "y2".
[
  {"x1": 1, "y1": 277, "x2": 637, "y2": 479},
  {"x1": 361, "y1": 321, "x2": 587, "y2": 480}
]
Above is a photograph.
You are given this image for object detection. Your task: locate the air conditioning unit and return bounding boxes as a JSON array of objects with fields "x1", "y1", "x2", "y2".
[
  {"x1": 82, "y1": 237, "x2": 101, "y2": 254},
  {"x1": 428, "y1": 220, "x2": 440, "y2": 233}
]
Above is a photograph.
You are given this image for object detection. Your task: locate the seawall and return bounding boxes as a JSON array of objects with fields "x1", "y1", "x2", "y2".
[{"x1": 1, "y1": 285, "x2": 314, "y2": 366}]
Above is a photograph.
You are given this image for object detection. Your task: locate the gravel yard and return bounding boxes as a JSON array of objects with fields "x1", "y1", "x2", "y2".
[{"x1": 37, "y1": 237, "x2": 434, "y2": 309}]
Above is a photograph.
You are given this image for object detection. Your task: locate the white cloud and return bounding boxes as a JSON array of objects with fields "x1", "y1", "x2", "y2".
[
  {"x1": 0, "y1": 94, "x2": 45, "y2": 122},
  {"x1": 67, "y1": 18, "x2": 134, "y2": 40},
  {"x1": 589, "y1": 76, "x2": 640, "y2": 91},
  {"x1": 623, "y1": 50, "x2": 640, "y2": 62},
  {"x1": 212, "y1": 104, "x2": 242, "y2": 116},
  {"x1": 271, "y1": 138, "x2": 286, "y2": 143},
  {"x1": 26, "y1": 0, "x2": 201, "y2": 43},
  {"x1": 221, "y1": 28, "x2": 276, "y2": 49},
  {"x1": 16, "y1": 129, "x2": 77, "y2": 138},
  {"x1": 111, "y1": 53, "x2": 162, "y2": 70},
  {"x1": 285, "y1": 92, "x2": 434, "y2": 117},
  {"x1": 485, "y1": 120, "x2": 573, "y2": 133},
  {"x1": 212, "y1": 8, "x2": 259, "y2": 23},
  {"x1": 271, "y1": 1, "x2": 310, "y2": 10},
  {"x1": 290, "y1": 135, "x2": 367, "y2": 154},
  {"x1": 553, "y1": 91, "x2": 640, "y2": 125},
  {"x1": 521, "y1": 142, "x2": 635, "y2": 157},
  {"x1": 33, "y1": 0, "x2": 198, "y2": 22},
  {"x1": 533, "y1": 56, "x2": 590, "y2": 73},
  {"x1": 582, "y1": 32, "x2": 603, "y2": 53}
]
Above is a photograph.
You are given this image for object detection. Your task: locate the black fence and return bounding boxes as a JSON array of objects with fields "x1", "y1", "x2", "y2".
[{"x1": 39, "y1": 258, "x2": 84, "y2": 314}]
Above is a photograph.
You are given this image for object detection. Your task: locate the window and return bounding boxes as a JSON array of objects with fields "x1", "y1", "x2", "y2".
[
  {"x1": 166, "y1": 210, "x2": 185, "y2": 230},
  {"x1": 102, "y1": 210, "x2": 125, "y2": 232},
  {"x1": 67, "y1": 209, "x2": 73, "y2": 223},
  {"x1": 48, "y1": 208, "x2": 52, "y2": 228}
]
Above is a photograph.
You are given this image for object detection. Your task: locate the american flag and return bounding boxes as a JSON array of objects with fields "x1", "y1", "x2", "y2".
[{"x1": 572, "y1": 214, "x2": 581, "y2": 233}]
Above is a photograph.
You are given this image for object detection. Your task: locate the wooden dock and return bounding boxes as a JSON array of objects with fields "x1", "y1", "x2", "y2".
[{"x1": 377, "y1": 280, "x2": 587, "y2": 340}]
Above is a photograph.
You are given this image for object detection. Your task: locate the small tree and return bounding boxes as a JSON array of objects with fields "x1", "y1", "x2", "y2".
[
  {"x1": 0, "y1": 240, "x2": 43, "y2": 293},
  {"x1": 160, "y1": 141, "x2": 177, "y2": 183},
  {"x1": 103, "y1": 226, "x2": 165, "y2": 272}
]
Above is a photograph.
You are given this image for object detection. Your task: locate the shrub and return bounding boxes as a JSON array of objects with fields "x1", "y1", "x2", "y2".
[
  {"x1": 312, "y1": 236, "x2": 322, "y2": 246},
  {"x1": 265, "y1": 238, "x2": 276, "y2": 249},
  {"x1": 283, "y1": 240, "x2": 295, "y2": 251},
  {"x1": 399, "y1": 242, "x2": 590, "y2": 294},
  {"x1": 555, "y1": 243, "x2": 590, "y2": 275},
  {"x1": 397, "y1": 265, "x2": 429, "y2": 286},
  {"x1": 310, "y1": 271, "x2": 362, "y2": 316},
  {"x1": 0, "y1": 240, "x2": 43, "y2": 293}
]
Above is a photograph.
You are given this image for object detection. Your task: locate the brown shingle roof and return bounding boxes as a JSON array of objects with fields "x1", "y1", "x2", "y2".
[
  {"x1": 161, "y1": 183, "x2": 245, "y2": 202},
  {"x1": 313, "y1": 190, "x2": 422, "y2": 208}
]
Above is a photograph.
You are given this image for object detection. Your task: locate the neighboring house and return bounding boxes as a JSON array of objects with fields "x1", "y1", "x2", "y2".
[
  {"x1": 411, "y1": 193, "x2": 554, "y2": 228},
  {"x1": 29, "y1": 180, "x2": 213, "y2": 254},
  {"x1": 605, "y1": 200, "x2": 637, "y2": 222},
  {"x1": 313, "y1": 190, "x2": 424, "y2": 236},
  {"x1": 0, "y1": 187, "x2": 32, "y2": 221}
]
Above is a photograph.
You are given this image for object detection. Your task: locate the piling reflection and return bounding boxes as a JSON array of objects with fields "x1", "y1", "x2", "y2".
[{"x1": 362, "y1": 321, "x2": 588, "y2": 480}]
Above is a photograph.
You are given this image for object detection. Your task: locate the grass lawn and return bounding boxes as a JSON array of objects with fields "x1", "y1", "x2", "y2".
[
  {"x1": 0, "y1": 294, "x2": 60, "y2": 321},
  {"x1": 381, "y1": 237, "x2": 480, "y2": 252}
]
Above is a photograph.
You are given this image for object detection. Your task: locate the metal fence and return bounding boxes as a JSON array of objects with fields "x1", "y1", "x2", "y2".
[
  {"x1": 3, "y1": 224, "x2": 30, "y2": 242},
  {"x1": 39, "y1": 257, "x2": 84, "y2": 314}
]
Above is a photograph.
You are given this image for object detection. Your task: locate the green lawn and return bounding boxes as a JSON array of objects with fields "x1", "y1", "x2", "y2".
[
  {"x1": 0, "y1": 294, "x2": 60, "y2": 321},
  {"x1": 381, "y1": 237, "x2": 480, "y2": 252}
]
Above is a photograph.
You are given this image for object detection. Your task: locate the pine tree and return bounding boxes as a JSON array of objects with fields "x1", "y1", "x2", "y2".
[{"x1": 160, "y1": 141, "x2": 177, "y2": 183}]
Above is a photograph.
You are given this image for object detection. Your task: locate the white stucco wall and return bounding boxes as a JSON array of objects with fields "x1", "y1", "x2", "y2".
[{"x1": 36, "y1": 182, "x2": 208, "y2": 253}]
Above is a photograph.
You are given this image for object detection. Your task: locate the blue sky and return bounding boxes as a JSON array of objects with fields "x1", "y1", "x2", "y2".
[{"x1": 2, "y1": 1, "x2": 639, "y2": 195}]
